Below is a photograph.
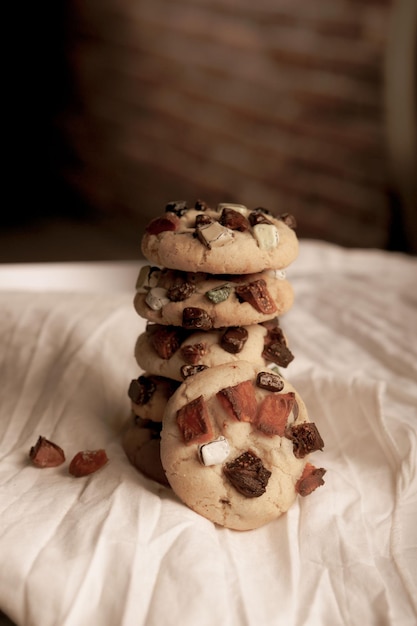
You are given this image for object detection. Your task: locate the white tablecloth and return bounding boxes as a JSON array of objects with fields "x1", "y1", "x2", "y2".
[{"x1": 0, "y1": 241, "x2": 416, "y2": 626}]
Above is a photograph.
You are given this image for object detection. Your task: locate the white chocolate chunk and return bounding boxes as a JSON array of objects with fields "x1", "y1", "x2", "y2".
[
  {"x1": 197, "y1": 221, "x2": 234, "y2": 248},
  {"x1": 217, "y1": 203, "x2": 249, "y2": 216},
  {"x1": 145, "y1": 287, "x2": 170, "y2": 311},
  {"x1": 253, "y1": 223, "x2": 279, "y2": 250},
  {"x1": 136, "y1": 265, "x2": 161, "y2": 292},
  {"x1": 274, "y1": 269, "x2": 286, "y2": 280},
  {"x1": 199, "y1": 436, "x2": 230, "y2": 466},
  {"x1": 266, "y1": 269, "x2": 286, "y2": 280}
]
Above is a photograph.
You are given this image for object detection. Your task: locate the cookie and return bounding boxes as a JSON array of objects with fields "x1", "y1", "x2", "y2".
[
  {"x1": 160, "y1": 361, "x2": 325, "y2": 530},
  {"x1": 123, "y1": 373, "x2": 180, "y2": 486},
  {"x1": 122, "y1": 418, "x2": 169, "y2": 486},
  {"x1": 134, "y1": 266, "x2": 294, "y2": 328},
  {"x1": 127, "y1": 373, "x2": 181, "y2": 422},
  {"x1": 134, "y1": 320, "x2": 294, "y2": 382},
  {"x1": 141, "y1": 201, "x2": 298, "y2": 274}
]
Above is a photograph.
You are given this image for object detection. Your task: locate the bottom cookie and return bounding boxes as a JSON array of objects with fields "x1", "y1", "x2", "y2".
[
  {"x1": 122, "y1": 416, "x2": 170, "y2": 487},
  {"x1": 160, "y1": 361, "x2": 326, "y2": 530},
  {"x1": 123, "y1": 372, "x2": 179, "y2": 486}
]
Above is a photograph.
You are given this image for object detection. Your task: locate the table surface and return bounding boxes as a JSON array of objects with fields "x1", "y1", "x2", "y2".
[{"x1": 0, "y1": 242, "x2": 416, "y2": 626}]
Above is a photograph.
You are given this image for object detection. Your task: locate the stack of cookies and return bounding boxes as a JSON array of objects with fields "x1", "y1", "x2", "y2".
[{"x1": 123, "y1": 201, "x2": 326, "y2": 530}]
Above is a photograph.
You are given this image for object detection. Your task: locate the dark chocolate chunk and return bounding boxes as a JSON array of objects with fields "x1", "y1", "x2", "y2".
[
  {"x1": 220, "y1": 326, "x2": 249, "y2": 354},
  {"x1": 263, "y1": 341, "x2": 294, "y2": 367},
  {"x1": 165, "y1": 200, "x2": 188, "y2": 216},
  {"x1": 180, "y1": 364, "x2": 209, "y2": 378},
  {"x1": 252, "y1": 206, "x2": 272, "y2": 215},
  {"x1": 195, "y1": 213, "x2": 213, "y2": 228},
  {"x1": 167, "y1": 280, "x2": 196, "y2": 302},
  {"x1": 248, "y1": 210, "x2": 273, "y2": 226},
  {"x1": 286, "y1": 423, "x2": 324, "y2": 458},
  {"x1": 182, "y1": 307, "x2": 213, "y2": 330},
  {"x1": 235, "y1": 279, "x2": 277, "y2": 314},
  {"x1": 128, "y1": 375, "x2": 156, "y2": 405},
  {"x1": 149, "y1": 325, "x2": 184, "y2": 359},
  {"x1": 256, "y1": 371, "x2": 285, "y2": 392},
  {"x1": 180, "y1": 342, "x2": 207, "y2": 364},
  {"x1": 223, "y1": 451, "x2": 271, "y2": 498},
  {"x1": 219, "y1": 207, "x2": 250, "y2": 231},
  {"x1": 195, "y1": 199, "x2": 209, "y2": 211},
  {"x1": 278, "y1": 213, "x2": 297, "y2": 229},
  {"x1": 262, "y1": 320, "x2": 294, "y2": 367}
]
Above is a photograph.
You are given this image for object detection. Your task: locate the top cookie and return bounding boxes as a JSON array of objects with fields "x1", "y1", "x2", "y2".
[{"x1": 141, "y1": 201, "x2": 299, "y2": 274}]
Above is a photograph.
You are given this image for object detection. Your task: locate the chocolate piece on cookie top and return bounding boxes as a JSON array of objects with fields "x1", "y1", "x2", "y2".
[
  {"x1": 223, "y1": 450, "x2": 272, "y2": 498},
  {"x1": 176, "y1": 395, "x2": 213, "y2": 445},
  {"x1": 180, "y1": 364, "x2": 209, "y2": 379},
  {"x1": 182, "y1": 307, "x2": 213, "y2": 330},
  {"x1": 235, "y1": 279, "x2": 277, "y2": 314},
  {"x1": 220, "y1": 326, "x2": 249, "y2": 354},
  {"x1": 286, "y1": 422, "x2": 325, "y2": 458},
  {"x1": 165, "y1": 200, "x2": 189, "y2": 216}
]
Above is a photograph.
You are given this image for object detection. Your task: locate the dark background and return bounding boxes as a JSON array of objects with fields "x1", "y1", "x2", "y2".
[{"x1": 3, "y1": 0, "x2": 416, "y2": 263}]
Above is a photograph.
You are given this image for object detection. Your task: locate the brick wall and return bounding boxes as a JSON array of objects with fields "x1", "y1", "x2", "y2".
[{"x1": 59, "y1": 0, "x2": 397, "y2": 248}]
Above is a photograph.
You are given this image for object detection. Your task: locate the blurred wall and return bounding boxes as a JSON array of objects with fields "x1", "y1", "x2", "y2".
[{"x1": 15, "y1": 0, "x2": 416, "y2": 251}]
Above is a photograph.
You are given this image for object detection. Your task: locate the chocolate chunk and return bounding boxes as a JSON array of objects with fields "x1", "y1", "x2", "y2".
[
  {"x1": 220, "y1": 326, "x2": 248, "y2": 354},
  {"x1": 295, "y1": 463, "x2": 326, "y2": 496},
  {"x1": 180, "y1": 342, "x2": 207, "y2": 364},
  {"x1": 146, "y1": 214, "x2": 180, "y2": 235},
  {"x1": 176, "y1": 395, "x2": 213, "y2": 444},
  {"x1": 217, "y1": 381, "x2": 257, "y2": 423},
  {"x1": 255, "y1": 392, "x2": 295, "y2": 436},
  {"x1": 248, "y1": 210, "x2": 273, "y2": 226},
  {"x1": 235, "y1": 279, "x2": 277, "y2": 314},
  {"x1": 262, "y1": 321, "x2": 294, "y2": 367},
  {"x1": 128, "y1": 375, "x2": 156, "y2": 405},
  {"x1": 196, "y1": 221, "x2": 234, "y2": 248},
  {"x1": 149, "y1": 325, "x2": 184, "y2": 359},
  {"x1": 167, "y1": 280, "x2": 196, "y2": 301},
  {"x1": 194, "y1": 199, "x2": 209, "y2": 211},
  {"x1": 278, "y1": 213, "x2": 297, "y2": 229},
  {"x1": 256, "y1": 371, "x2": 284, "y2": 392},
  {"x1": 286, "y1": 423, "x2": 324, "y2": 458},
  {"x1": 219, "y1": 208, "x2": 250, "y2": 232},
  {"x1": 182, "y1": 307, "x2": 213, "y2": 330},
  {"x1": 165, "y1": 200, "x2": 188, "y2": 216},
  {"x1": 252, "y1": 206, "x2": 272, "y2": 215},
  {"x1": 195, "y1": 213, "x2": 214, "y2": 228},
  {"x1": 223, "y1": 451, "x2": 271, "y2": 498},
  {"x1": 263, "y1": 341, "x2": 294, "y2": 367},
  {"x1": 180, "y1": 364, "x2": 209, "y2": 378}
]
